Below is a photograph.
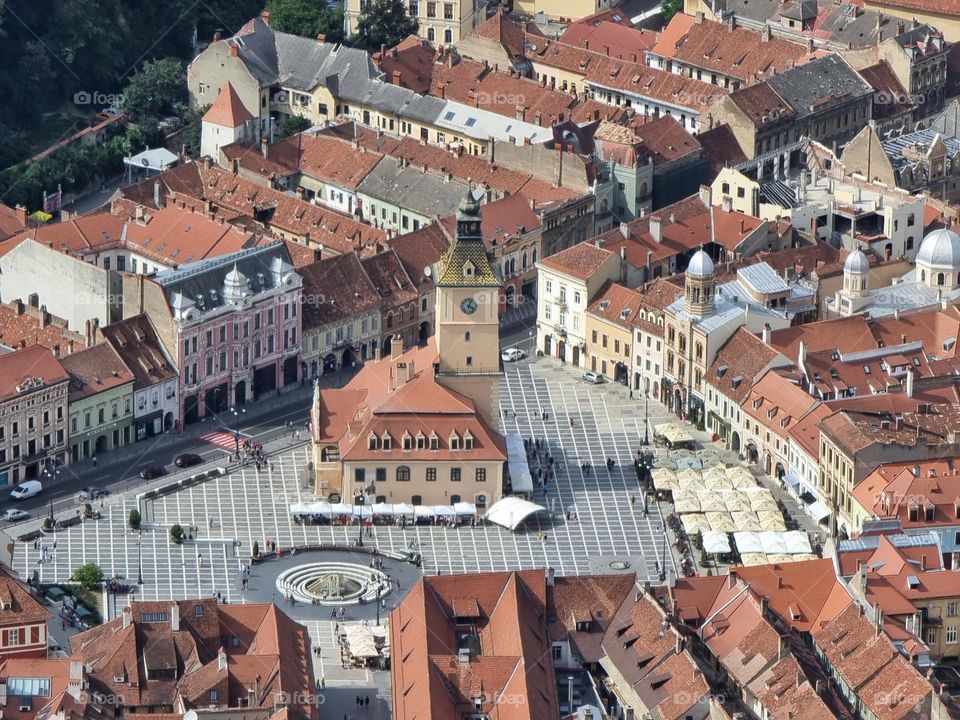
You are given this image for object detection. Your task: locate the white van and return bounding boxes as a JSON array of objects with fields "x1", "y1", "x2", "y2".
[{"x1": 10, "y1": 480, "x2": 42, "y2": 500}]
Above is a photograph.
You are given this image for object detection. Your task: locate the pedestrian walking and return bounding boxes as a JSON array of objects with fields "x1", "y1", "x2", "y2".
[
  {"x1": 365, "y1": 697, "x2": 370, "y2": 708},
  {"x1": 92, "y1": 455, "x2": 97, "y2": 467}
]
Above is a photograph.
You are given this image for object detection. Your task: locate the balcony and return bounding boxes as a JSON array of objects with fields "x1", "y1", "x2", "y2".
[{"x1": 555, "y1": 295, "x2": 567, "y2": 309}]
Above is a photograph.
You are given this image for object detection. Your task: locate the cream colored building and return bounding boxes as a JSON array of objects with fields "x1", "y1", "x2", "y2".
[
  {"x1": 345, "y1": 0, "x2": 484, "y2": 45},
  {"x1": 862, "y1": 0, "x2": 960, "y2": 44},
  {"x1": 536, "y1": 242, "x2": 623, "y2": 368},
  {"x1": 515, "y1": 0, "x2": 620, "y2": 21},
  {"x1": 584, "y1": 282, "x2": 643, "y2": 384}
]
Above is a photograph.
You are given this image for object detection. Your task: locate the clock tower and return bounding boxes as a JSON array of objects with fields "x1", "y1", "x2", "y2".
[{"x1": 435, "y1": 189, "x2": 502, "y2": 376}]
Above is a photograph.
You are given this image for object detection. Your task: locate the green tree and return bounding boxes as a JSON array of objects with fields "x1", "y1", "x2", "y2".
[
  {"x1": 74, "y1": 563, "x2": 104, "y2": 590},
  {"x1": 128, "y1": 509, "x2": 142, "y2": 530},
  {"x1": 170, "y1": 524, "x2": 185, "y2": 543},
  {"x1": 120, "y1": 58, "x2": 186, "y2": 121},
  {"x1": 277, "y1": 114, "x2": 312, "y2": 140},
  {"x1": 180, "y1": 107, "x2": 208, "y2": 158},
  {"x1": 268, "y1": 0, "x2": 344, "y2": 42},
  {"x1": 252, "y1": 540, "x2": 260, "y2": 559},
  {"x1": 355, "y1": 0, "x2": 417, "y2": 49},
  {"x1": 661, "y1": 0, "x2": 684, "y2": 24}
]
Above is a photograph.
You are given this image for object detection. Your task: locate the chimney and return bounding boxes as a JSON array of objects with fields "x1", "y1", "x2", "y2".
[
  {"x1": 920, "y1": 554, "x2": 926, "y2": 571},
  {"x1": 217, "y1": 647, "x2": 228, "y2": 671},
  {"x1": 392, "y1": 70, "x2": 402, "y2": 85},
  {"x1": 317, "y1": 33, "x2": 326, "y2": 42},
  {"x1": 12, "y1": 299, "x2": 23, "y2": 316},
  {"x1": 650, "y1": 216, "x2": 663, "y2": 243},
  {"x1": 260, "y1": 135, "x2": 268, "y2": 158},
  {"x1": 391, "y1": 335, "x2": 403, "y2": 360},
  {"x1": 153, "y1": 181, "x2": 163, "y2": 209},
  {"x1": 232, "y1": 157, "x2": 240, "y2": 175},
  {"x1": 620, "y1": 222, "x2": 630, "y2": 239},
  {"x1": 694, "y1": 10, "x2": 704, "y2": 23},
  {"x1": 762, "y1": 25, "x2": 771, "y2": 42},
  {"x1": 762, "y1": 323, "x2": 772, "y2": 344},
  {"x1": 777, "y1": 575, "x2": 783, "y2": 589},
  {"x1": 516, "y1": 105, "x2": 526, "y2": 121},
  {"x1": 213, "y1": 30, "x2": 222, "y2": 42},
  {"x1": 122, "y1": 606, "x2": 132, "y2": 629},
  {"x1": 40, "y1": 306, "x2": 49, "y2": 328},
  {"x1": 380, "y1": 44, "x2": 386, "y2": 57},
  {"x1": 877, "y1": 11, "x2": 883, "y2": 31},
  {"x1": 230, "y1": 41, "x2": 239, "y2": 58},
  {"x1": 547, "y1": 567, "x2": 555, "y2": 586},
  {"x1": 906, "y1": 369, "x2": 915, "y2": 398},
  {"x1": 778, "y1": 634, "x2": 790, "y2": 661},
  {"x1": 675, "y1": 634, "x2": 684, "y2": 654},
  {"x1": 699, "y1": 185, "x2": 712, "y2": 207},
  {"x1": 260, "y1": 10, "x2": 270, "y2": 24},
  {"x1": 722, "y1": 195, "x2": 733, "y2": 213},
  {"x1": 171, "y1": 603, "x2": 180, "y2": 631},
  {"x1": 14, "y1": 205, "x2": 27, "y2": 225},
  {"x1": 728, "y1": 568, "x2": 738, "y2": 589}
]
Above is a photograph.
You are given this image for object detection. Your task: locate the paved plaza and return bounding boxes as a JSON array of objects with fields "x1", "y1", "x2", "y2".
[{"x1": 12, "y1": 358, "x2": 690, "y2": 706}]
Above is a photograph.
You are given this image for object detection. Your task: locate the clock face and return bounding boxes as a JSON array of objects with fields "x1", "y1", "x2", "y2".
[{"x1": 460, "y1": 297, "x2": 478, "y2": 315}]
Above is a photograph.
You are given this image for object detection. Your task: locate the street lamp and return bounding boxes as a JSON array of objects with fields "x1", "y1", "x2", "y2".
[
  {"x1": 375, "y1": 581, "x2": 382, "y2": 626},
  {"x1": 42, "y1": 461, "x2": 60, "y2": 522},
  {"x1": 643, "y1": 392, "x2": 650, "y2": 446},
  {"x1": 355, "y1": 495, "x2": 365, "y2": 547},
  {"x1": 230, "y1": 406, "x2": 246, "y2": 456},
  {"x1": 659, "y1": 521, "x2": 668, "y2": 582},
  {"x1": 137, "y1": 530, "x2": 143, "y2": 585}
]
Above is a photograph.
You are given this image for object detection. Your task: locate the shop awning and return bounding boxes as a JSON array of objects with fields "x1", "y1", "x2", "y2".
[
  {"x1": 783, "y1": 472, "x2": 801, "y2": 488},
  {"x1": 808, "y1": 501, "x2": 830, "y2": 522}
]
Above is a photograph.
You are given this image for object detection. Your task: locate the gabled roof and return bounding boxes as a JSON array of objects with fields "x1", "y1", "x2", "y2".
[
  {"x1": 60, "y1": 342, "x2": 135, "y2": 401},
  {"x1": 538, "y1": 241, "x2": 614, "y2": 281},
  {"x1": 470, "y1": 11, "x2": 526, "y2": 61},
  {"x1": 586, "y1": 280, "x2": 644, "y2": 329},
  {"x1": 100, "y1": 314, "x2": 177, "y2": 388},
  {"x1": 374, "y1": 35, "x2": 436, "y2": 94},
  {"x1": 0, "y1": 345, "x2": 70, "y2": 403},
  {"x1": 202, "y1": 82, "x2": 254, "y2": 127},
  {"x1": 708, "y1": 326, "x2": 786, "y2": 404},
  {"x1": 293, "y1": 253, "x2": 381, "y2": 331}
]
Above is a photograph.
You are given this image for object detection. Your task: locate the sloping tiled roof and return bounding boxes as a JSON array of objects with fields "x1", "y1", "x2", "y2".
[
  {"x1": 470, "y1": 11, "x2": 526, "y2": 62},
  {"x1": 390, "y1": 570, "x2": 558, "y2": 720},
  {"x1": 387, "y1": 221, "x2": 450, "y2": 287},
  {"x1": 708, "y1": 326, "x2": 785, "y2": 404},
  {"x1": 203, "y1": 82, "x2": 254, "y2": 128},
  {"x1": 100, "y1": 314, "x2": 177, "y2": 388},
  {"x1": 374, "y1": 35, "x2": 436, "y2": 94},
  {"x1": 559, "y1": 19, "x2": 656, "y2": 60},
  {"x1": 585, "y1": 55, "x2": 728, "y2": 111},
  {"x1": 60, "y1": 342, "x2": 135, "y2": 401},
  {"x1": 0, "y1": 203, "x2": 26, "y2": 242},
  {"x1": 586, "y1": 281, "x2": 644, "y2": 329},
  {"x1": 538, "y1": 241, "x2": 614, "y2": 281},
  {"x1": 439, "y1": 193, "x2": 540, "y2": 252},
  {"x1": 697, "y1": 123, "x2": 749, "y2": 173},
  {"x1": 0, "y1": 345, "x2": 70, "y2": 403},
  {"x1": 298, "y1": 253, "x2": 381, "y2": 330},
  {"x1": 0, "y1": 302, "x2": 85, "y2": 357}
]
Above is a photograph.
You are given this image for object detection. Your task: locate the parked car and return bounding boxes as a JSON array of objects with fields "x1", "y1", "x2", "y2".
[
  {"x1": 501, "y1": 348, "x2": 526, "y2": 362},
  {"x1": 138, "y1": 465, "x2": 167, "y2": 480},
  {"x1": 582, "y1": 371, "x2": 604, "y2": 384},
  {"x1": 2, "y1": 509, "x2": 29, "y2": 521},
  {"x1": 10, "y1": 480, "x2": 42, "y2": 500},
  {"x1": 174, "y1": 453, "x2": 203, "y2": 468}
]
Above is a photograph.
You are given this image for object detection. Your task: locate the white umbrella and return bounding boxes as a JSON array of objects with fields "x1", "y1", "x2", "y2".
[
  {"x1": 730, "y1": 510, "x2": 762, "y2": 532},
  {"x1": 766, "y1": 553, "x2": 796, "y2": 565},
  {"x1": 681, "y1": 513, "x2": 711, "y2": 535},
  {"x1": 733, "y1": 531, "x2": 763, "y2": 554},
  {"x1": 674, "y1": 496, "x2": 701, "y2": 514},
  {"x1": 677, "y1": 468, "x2": 703, "y2": 484},
  {"x1": 739, "y1": 552, "x2": 769, "y2": 567},
  {"x1": 723, "y1": 492, "x2": 753, "y2": 513},
  {"x1": 759, "y1": 531, "x2": 788, "y2": 555},
  {"x1": 702, "y1": 530, "x2": 731, "y2": 554},
  {"x1": 730, "y1": 473, "x2": 758, "y2": 489},
  {"x1": 651, "y1": 468, "x2": 677, "y2": 491},
  {"x1": 758, "y1": 510, "x2": 787, "y2": 532},
  {"x1": 704, "y1": 475, "x2": 733, "y2": 491},
  {"x1": 706, "y1": 511, "x2": 736, "y2": 533},
  {"x1": 699, "y1": 494, "x2": 727, "y2": 512},
  {"x1": 652, "y1": 457, "x2": 677, "y2": 469},
  {"x1": 702, "y1": 467, "x2": 728, "y2": 482},
  {"x1": 784, "y1": 530, "x2": 812, "y2": 554}
]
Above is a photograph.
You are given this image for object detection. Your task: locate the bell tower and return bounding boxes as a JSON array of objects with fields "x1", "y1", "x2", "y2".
[{"x1": 434, "y1": 190, "x2": 501, "y2": 375}]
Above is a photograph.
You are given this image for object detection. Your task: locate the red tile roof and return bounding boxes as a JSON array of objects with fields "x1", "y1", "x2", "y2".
[
  {"x1": 0, "y1": 211, "x2": 125, "y2": 257},
  {"x1": 60, "y1": 342, "x2": 135, "y2": 401},
  {"x1": 538, "y1": 241, "x2": 615, "y2": 280},
  {"x1": 708, "y1": 327, "x2": 785, "y2": 404},
  {"x1": 586, "y1": 280, "x2": 644, "y2": 329},
  {"x1": 98, "y1": 314, "x2": 177, "y2": 389},
  {"x1": 859, "y1": 61, "x2": 914, "y2": 121},
  {"x1": 697, "y1": 123, "x2": 749, "y2": 173},
  {"x1": 387, "y1": 221, "x2": 450, "y2": 287},
  {"x1": 0, "y1": 204, "x2": 26, "y2": 242},
  {"x1": 560, "y1": 20, "x2": 656, "y2": 60},
  {"x1": 868, "y1": 0, "x2": 960, "y2": 17},
  {"x1": 852, "y1": 458, "x2": 960, "y2": 529},
  {"x1": 728, "y1": 82, "x2": 794, "y2": 127},
  {"x1": 0, "y1": 658, "x2": 90, "y2": 720},
  {"x1": 651, "y1": 14, "x2": 811, "y2": 84},
  {"x1": 584, "y1": 55, "x2": 728, "y2": 111},
  {"x1": 374, "y1": 35, "x2": 437, "y2": 94},
  {"x1": 0, "y1": 302, "x2": 85, "y2": 357},
  {"x1": 298, "y1": 253, "x2": 381, "y2": 330},
  {"x1": 0, "y1": 345, "x2": 69, "y2": 403},
  {"x1": 0, "y1": 566, "x2": 53, "y2": 629},
  {"x1": 390, "y1": 570, "x2": 559, "y2": 720},
  {"x1": 202, "y1": 82, "x2": 254, "y2": 128},
  {"x1": 547, "y1": 574, "x2": 635, "y2": 663},
  {"x1": 470, "y1": 11, "x2": 526, "y2": 62},
  {"x1": 742, "y1": 368, "x2": 819, "y2": 440},
  {"x1": 439, "y1": 193, "x2": 540, "y2": 251}
]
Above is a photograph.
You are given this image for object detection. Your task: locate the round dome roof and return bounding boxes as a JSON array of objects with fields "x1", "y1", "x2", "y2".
[
  {"x1": 917, "y1": 228, "x2": 960, "y2": 271},
  {"x1": 844, "y1": 249, "x2": 869, "y2": 275},
  {"x1": 686, "y1": 249, "x2": 714, "y2": 278}
]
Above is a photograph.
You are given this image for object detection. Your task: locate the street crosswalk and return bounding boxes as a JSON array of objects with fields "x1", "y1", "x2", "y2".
[{"x1": 200, "y1": 430, "x2": 245, "y2": 450}]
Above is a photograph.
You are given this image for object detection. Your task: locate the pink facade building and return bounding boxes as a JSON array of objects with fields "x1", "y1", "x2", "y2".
[{"x1": 132, "y1": 243, "x2": 303, "y2": 425}]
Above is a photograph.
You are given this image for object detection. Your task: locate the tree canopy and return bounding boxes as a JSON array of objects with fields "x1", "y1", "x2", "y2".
[
  {"x1": 355, "y1": 0, "x2": 418, "y2": 49},
  {"x1": 661, "y1": 0, "x2": 684, "y2": 24},
  {"x1": 121, "y1": 59, "x2": 187, "y2": 121},
  {"x1": 267, "y1": 0, "x2": 344, "y2": 42}
]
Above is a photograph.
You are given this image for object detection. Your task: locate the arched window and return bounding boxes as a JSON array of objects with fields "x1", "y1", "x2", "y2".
[
  {"x1": 398, "y1": 308, "x2": 404, "y2": 323},
  {"x1": 386, "y1": 312, "x2": 394, "y2": 329},
  {"x1": 640, "y1": 182, "x2": 648, "y2": 196},
  {"x1": 522, "y1": 250, "x2": 528, "y2": 269},
  {"x1": 396, "y1": 466, "x2": 410, "y2": 481},
  {"x1": 367, "y1": 434, "x2": 378, "y2": 450},
  {"x1": 532, "y1": 248, "x2": 538, "y2": 264},
  {"x1": 938, "y1": 272, "x2": 946, "y2": 286},
  {"x1": 920, "y1": 270, "x2": 926, "y2": 282},
  {"x1": 464, "y1": 331, "x2": 471, "y2": 342}
]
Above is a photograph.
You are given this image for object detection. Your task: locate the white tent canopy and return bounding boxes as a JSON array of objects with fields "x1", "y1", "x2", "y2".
[
  {"x1": 434, "y1": 505, "x2": 456, "y2": 517},
  {"x1": 733, "y1": 531, "x2": 763, "y2": 554},
  {"x1": 702, "y1": 530, "x2": 731, "y2": 554},
  {"x1": 783, "y1": 531, "x2": 813, "y2": 554},
  {"x1": 506, "y1": 435, "x2": 533, "y2": 494},
  {"x1": 453, "y1": 502, "x2": 477, "y2": 515},
  {"x1": 484, "y1": 497, "x2": 549, "y2": 531}
]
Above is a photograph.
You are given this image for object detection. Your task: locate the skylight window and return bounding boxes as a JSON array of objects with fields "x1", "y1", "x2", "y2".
[
  {"x1": 444, "y1": 111, "x2": 455, "y2": 121},
  {"x1": 465, "y1": 117, "x2": 477, "y2": 127}
]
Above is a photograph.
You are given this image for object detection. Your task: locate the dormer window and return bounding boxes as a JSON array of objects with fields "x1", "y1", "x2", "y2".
[
  {"x1": 416, "y1": 432, "x2": 426, "y2": 450},
  {"x1": 402, "y1": 432, "x2": 412, "y2": 451},
  {"x1": 464, "y1": 431, "x2": 474, "y2": 450},
  {"x1": 463, "y1": 261, "x2": 475, "y2": 277},
  {"x1": 368, "y1": 434, "x2": 378, "y2": 450},
  {"x1": 450, "y1": 432, "x2": 460, "y2": 451},
  {"x1": 429, "y1": 432, "x2": 439, "y2": 450},
  {"x1": 381, "y1": 432, "x2": 392, "y2": 450}
]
